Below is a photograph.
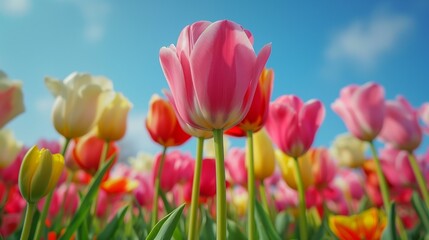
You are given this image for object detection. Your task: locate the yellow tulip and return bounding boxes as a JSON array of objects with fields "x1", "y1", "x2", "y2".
[
  {"x1": 45, "y1": 72, "x2": 114, "y2": 139},
  {"x1": 18, "y1": 146, "x2": 64, "y2": 203},
  {"x1": 330, "y1": 133, "x2": 367, "y2": 168},
  {"x1": 275, "y1": 149, "x2": 314, "y2": 190},
  {"x1": 249, "y1": 128, "x2": 275, "y2": 180},
  {"x1": 0, "y1": 71, "x2": 25, "y2": 129},
  {"x1": 97, "y1": 93, "x2": 133, "y2": 141},
  {"x1": 0, "y1": 129, "x2": 23, "y2": 169},
  {"x1": 329, "y1": 208, "x2": 386, "y2": 240}
]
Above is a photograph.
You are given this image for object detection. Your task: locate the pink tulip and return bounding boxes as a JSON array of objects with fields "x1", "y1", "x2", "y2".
[
  {"x1": 333, "y1": 169, "x2": 365, "y2": 200},
  {"x1": 266, "y1": 95, "x2": 325, "y2": 158},
  {"x1": 184, "y1": 158, "x2": 218, "y2": 202},
  {"x1": 379, "y1": 96, "x2": 422, "y2": 152},
  {"x1": 38, "y1": 183, "x2": 79, "y2": 217},
  {"x1": 152, "y1": 150, "x2": 194, "y2": 192},
  {"x1": 159, "y1": 20, "x2": 271, "y2": 131},
  {"x1": 331, "y1": 82, "x2": 385, "y2": 141},
  {"x1": 225, "y1": 148, "x2": 247, "y2": 186},
  {"x1": 0, "y1": 213, "x2": 21, "y2": 237},
  {"x1": 0, "y1": 71, "x2": 25, "y2": 129},
  {"x1": 379, "y1": 146, "x2": 415, "y2": 187},
  {"x1": 134, "y1": 173, "x2": 154, "y2": 208},
  {"x1": 309, "y1": 148, "x2": 337, "y2": 188}
]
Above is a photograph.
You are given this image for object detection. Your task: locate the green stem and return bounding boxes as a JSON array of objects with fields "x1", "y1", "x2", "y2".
[
  {"x1": 246, "y1": 131, "x2": 256, "y2": 240},
  {"x1": 213, "y1": 129, "x2": 226, "y2": 240},
  {"x1": 292, "y1": 157, "x2": 308, "y2": 240},
  {"x1": 20, "y1": 203, "x2": 36, "y2": 240},
  {"x1": 34, "y1": 138, "x2": 71, "y2": 240},
  {"x1": 259, "y1": 180, "x2": 271, "y2": 218},
  {"x1": 151, "y1": 146, "x2": 168, "y2": 228},
  {"x1": 91, "y1": 141, "x2": 110, "y2": 216},
  {"x1": 188, "y1": 137, "x2": 204, "y2": 240},
  {"x1": 408, "y1": 152, "x2": 429, "y2": 208},
  {"x1": 368, "y1": 141, "x2": 391, "y2": 213}
]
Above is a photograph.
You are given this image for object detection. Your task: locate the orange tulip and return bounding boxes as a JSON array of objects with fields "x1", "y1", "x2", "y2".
[
  {"x1": 226, "y1": 68, "x2": 274, "y2": 137},
  {"x1": 101, "y1": 177, "x2": 138, "y2": 194},
  {"x1": 145, "y1": 94, "x2": 191, "y2": 147},
  {"x1": 329, "y1": 208, "x2": 386, "y2": 240}
]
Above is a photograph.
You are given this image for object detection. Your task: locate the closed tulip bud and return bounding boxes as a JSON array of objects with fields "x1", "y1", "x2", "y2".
[
  {"x1": 18, "y1": 146, "x2": 64, "y2": 203},
  {"x1": 0, "y1": 129, "x2": 23, "y2": 169},
  {"x1": 249, "y1": 128, "x2": 275, "y2": 180},
  {"x1": 97, "y1": 93, "x2": 133, "y2": 141},
  {"x1": 45, "y1": 72, "x2": 114, "y2": 139},
  {"x1": 275, "y1": 149, "x2": 314, "y2": 191},
  {"x1": 146, "y1": 94, "x2": 191, "y2": 147},
  {"x1": 0, "y1": 71, "x2": 25, "y2": 129},
  {"x1": 330, "y1": 133, "x2": 367, "y2": 168}
]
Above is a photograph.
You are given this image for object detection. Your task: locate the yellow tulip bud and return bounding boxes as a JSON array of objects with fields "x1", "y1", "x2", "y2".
[
  {"x1": 97, "y1": 93, "x2": 133, "y2": 141},
  {"x1": 18, "y1": 146, "x2": 64, "y2": 203},
  {"x1": 330, "y1": 133, "x2": 367, "y2": 168},
  {"x1": 248, "y1": 129, "x2": 275, "y2": 180},
  {"x1": 275, "y1": 149, "x2": 314, "y2": 190}
]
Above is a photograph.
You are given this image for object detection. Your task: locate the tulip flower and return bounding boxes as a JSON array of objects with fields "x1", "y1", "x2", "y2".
[
  {"x1": 420, "y1": 103, "x2": 429, "y2": 134},
  {"x1": 380, "y1": 147, "x2": 415, "y2": 188},
  {"x1": 226, "y1": 68, "x2": 274, "y2": 137},
  {"x1": 329, "y1": 208, "x2": 386, "y2": 240},
  {"x1": 225, "y1": 148, "x2": 247, "y2": 186},
  {"x1": 72, "y1": 134, "x2": 119, "y2": 175},
  {"x1": 146, "y1": 94, "x2": 191, "y2": 147},
  {"x1": 97, "y1": 92, "x2": 133, "y2": 142},
  {"x1": 0, "y1": 129, "x2": 23, "y2": 169},
  {"x1": 101, "y1": 177, "x2": 139, "y2": 194},
  {"x1": 332, "y1": 82, "x2": 385, "y2": 142},
  {"x1": 45, "y1": 72, "x2": 114, "y2": 139},
  {"x1": 379, "y1": 96, "x2": 422, "y2": 152},
  {"x1": 276, "y1": 150, "x2": 314, "y2": 191},
  {"x1": 18, "y1": 146, "x2": 64, "y2": 203},
  {"x1": 266, "y1": 95, "x2": 325, "y2": 158},
  {"x1": 0, "y1": 71, "x2": 25, "y2": 129},
  {"x1": 251, "y1": 129, "x2": 275, "y2": 181},
  {"x1": 330, "y1": 133, "x2": 367, "y2": 168}
]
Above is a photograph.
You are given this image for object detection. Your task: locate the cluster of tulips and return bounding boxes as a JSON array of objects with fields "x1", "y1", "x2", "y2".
[{"x1": 1, "y1": 19, "x2": 429, "y2": 240}]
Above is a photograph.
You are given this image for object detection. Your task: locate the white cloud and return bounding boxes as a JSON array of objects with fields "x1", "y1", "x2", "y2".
[
  {"x1": 34, "y1": 96, "x2": 53, "y2": 113},
  {"x1": 59, "y1": 0, "x2": 111, "y2": 43},
  {"x1": 0, "y1": 0, "x2": 31, "y2": 16},
  {"x1": 325, "y1": 10, "x2": 413, "y2": 72}
]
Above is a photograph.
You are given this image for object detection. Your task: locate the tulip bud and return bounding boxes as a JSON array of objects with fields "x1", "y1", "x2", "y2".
[
  {"x1": 18, "y1": 146, "x2": 64, "y2": 203},
  {"x1": 249, "y1": 129, "x2": 275, "y2": 180},
  {"x1": 276, "y1": 150, "x2": 314, "y2": 191},
  {"x1": 97, "y1": 93, "x2": 133, "y2": 141},
  {"x1": 330, "y1": 133, "x2": 367, "y2": 168}
]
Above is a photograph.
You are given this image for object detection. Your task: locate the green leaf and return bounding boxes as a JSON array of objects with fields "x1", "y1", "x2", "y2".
[
  {"x1": 227, "y1": 219, "x2": 247, "y2": 240},
  {"x1": 412, "y1": 191, "x2": 429, "y2": 230},
  {"x1": 255, "y1": 201, "x2": 281, "y2": 240},
  {"x1": 98, "y1": 206, "x2": 129, "y2": 240},
  {"x1": 159, "y1": 190, "x2": 174, "y2": 213},
  {"x1": 200, "y1": 207, "x2": 216, "y2": 240},
  {"x1": 60, "y1": 156, "x2": 115, "y2": 240},
  {"x1": 146, "y1": 204, "x2": 185, "y2": 240},
  {"x1": 275, "y1": 211, "x2": 290, "y2": 238},
  {"x1": 133, "y1": 197, "x2": 149, "y2": 239},
  {"x1": 381, "y1": 203, "x2": 398, "y2": 240}
]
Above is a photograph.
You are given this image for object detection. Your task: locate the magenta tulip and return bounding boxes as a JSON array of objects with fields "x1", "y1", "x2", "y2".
[
  {"x1": 159, "y1": 20, "x2": 271, "y2": 131},
  {"x1": 225, "y1": 148, "x2": 247, "y2": 186},
  {"x1": 266, "y1": 95, "x2": 325, "y2": 158},
  {"x1": 379, "y1": 96, "x2": 422, "y2": 152},
  {"x1": 419, "y1": 103, "x2": 429, "y2": 134},
  {"x1": 331, "y1": 82, "x2": 385, "y2": 141}
]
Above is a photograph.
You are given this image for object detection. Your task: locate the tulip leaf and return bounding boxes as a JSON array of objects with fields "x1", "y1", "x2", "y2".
[
  {"x1": 146, "y1": 204, "x2": 185, "y2": 240},
  {"x1": 275, "y1": 211, "x2": 290, "y2": 238},
  {"x1": 98, "y1": 206, "x2": 129, "y2": 240},
  {"x1": 411, "y1": 191, "x2": 429, "y2": 230},
  {"x1": 227, "y1": 219, "x2": 247, "y2": 240},
  {"x1": 159, "y1": 188, "x2": 186, "y2": 238},
  {"x1": 255, "y1": 200, "x2": 281, "y2": 240},
  {"x1": 200, "y1": 207, "x2": 216, "y2": 240},
  {"x1": 60, "y1": 156, "x2": 115, "y2": 240},
  {"x1": 132, "y1": 197, "x2": 149, "y2": 238},
  {"x1": 381, "y1": 203, "x2": 398, "y2": 240}
]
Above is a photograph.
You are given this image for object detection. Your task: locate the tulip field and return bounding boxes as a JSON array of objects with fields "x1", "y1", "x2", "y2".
[{"x1": 2, "y1": 19, "x2": 429, "y2": 240}]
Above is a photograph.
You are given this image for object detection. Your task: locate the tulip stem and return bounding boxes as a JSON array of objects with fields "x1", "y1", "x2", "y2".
[
  {"x1": 91, "y1": 141, "x2": 110, "y2": 219},
  {"x1": 151, "y1": 146, "x2": 168, "y2": 228},
  {"x1": 188, "y1": 137, "x2": 204, "y2": 240},
  {"x1": 213, "y1": 129, "x2": 226, "y2": 240},
  {"x1": 292, "y1": 157, "x2": 308, "y2": 240},
  {"x1": 408, "y1": 152, "x2": 429, "y2": 208},
  {"x1": 368, "y1": 141, "x2": 390, "y2": 213},
  {"x1": 20, "y1": 203, "x2": 36, "y2": 240},
  {"x1": 259, "y1": 180, "x2": 271, "y2": 218},
  {"x1": 34, "y1": 138, "x2": 71, "y2": 240},
  {"x1": 246, "y1": 130, "x2": 256, "y2": 240}
]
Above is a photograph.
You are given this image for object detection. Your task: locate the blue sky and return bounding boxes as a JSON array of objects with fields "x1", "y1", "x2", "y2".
[{"x1": 1, "y1": 0, "x2": 429, "y2": 158}]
